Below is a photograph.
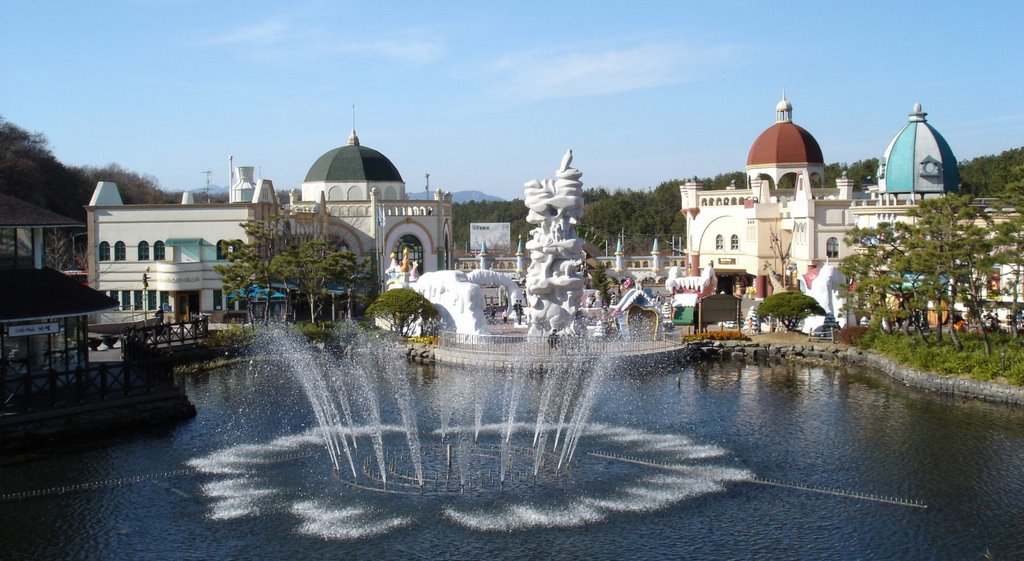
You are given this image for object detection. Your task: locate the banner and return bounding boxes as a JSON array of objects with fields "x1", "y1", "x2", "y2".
[{"x1": 469, "y1": 223, "x2": 511, "y2": 255}]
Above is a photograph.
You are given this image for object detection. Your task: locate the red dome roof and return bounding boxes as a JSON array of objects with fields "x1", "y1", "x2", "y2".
[{"x1": 746, "y1": 122, "x2": 823, "y2": 167}]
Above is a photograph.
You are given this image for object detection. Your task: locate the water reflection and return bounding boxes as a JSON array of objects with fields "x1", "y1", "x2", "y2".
[{"x1": 0, "y1": 357, "x2": 1022, "y2": 560}]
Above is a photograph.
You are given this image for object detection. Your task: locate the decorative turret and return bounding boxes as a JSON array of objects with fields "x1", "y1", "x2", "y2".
[
  {"x1": 651, "y1": 237, "x2": 662, "y2": 272},
  {"x1": 614, "y1": 236, "x2": 624, "y2": 273},
  {"x1": 230, "y1": 166, "x2": 256, "y2": 203},
  {"x1": 515, "y1": 235, "x2": 526, "y2": 275},
  {"x1": 478, "y1": 241, "x2": 490, "y2": 270}
]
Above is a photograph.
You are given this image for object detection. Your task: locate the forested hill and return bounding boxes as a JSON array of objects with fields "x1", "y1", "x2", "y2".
[{"x1": 0, "y1": 117, "x2": 174, "y2": 221}]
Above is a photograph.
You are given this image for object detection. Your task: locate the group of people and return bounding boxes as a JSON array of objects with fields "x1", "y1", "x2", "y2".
[{"x1": 488, "y1": 300, "x2": 524, "y2": 325}]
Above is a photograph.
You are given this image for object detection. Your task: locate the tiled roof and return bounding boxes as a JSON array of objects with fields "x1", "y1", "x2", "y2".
[{"x1": 0, "y1": 193, "x2": 81, "y2": 227}]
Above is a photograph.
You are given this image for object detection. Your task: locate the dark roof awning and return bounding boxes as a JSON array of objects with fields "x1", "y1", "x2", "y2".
[
  {"x1": 0, "y1": 268, "x2": 118, "y2": 321},
  {"x1": 0, "y1": 194, "x2": 81, "y2": 228},
  {"x1": 164, "y1": 238, "x2": 206, "y2": 246}
]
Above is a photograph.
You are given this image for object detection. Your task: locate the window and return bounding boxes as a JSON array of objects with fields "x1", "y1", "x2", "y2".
[
  {"x1": 216, "y1": 239, "x2": 240, "y2": 261},
  {"x1": 147, "y1": 290, "x2": 157, "y2": 311},
  {"x1": 133, "y1": 290, "x2": 143, "y2": 310},
  {"x1": 715, "y1": 235, "x2": 724, "y2": 250},
  {"x1": 99, "y1": 241, "x2": 111, "y2": 261},
  {"x1": 138, "y1": 240, "x2": 150, "y2": 261},
  {"x1": 826, "y1": 237, "x2": 839, "y2": 259},
  {"x1": 730, "y1": 234, "x2": 739, "y2": 251},
  {"x1": 392, "y1": 234, "x2": 424, "y2": 276},
  {"x1": 114, "y1": 241, "x2": 126, "y2": 261},
  {"x1": 0, "y1": 227, "x2": 36, "y2": 268},
  {"x1": 153, "y1": 241, "x2": 165, "y2": 261},
  {"x1": 214, "y1": 289, "x2": 223, "y2": 310}
]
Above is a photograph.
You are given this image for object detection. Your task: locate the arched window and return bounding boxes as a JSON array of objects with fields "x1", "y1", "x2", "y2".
[
  {"x1": 114, "y1": 241, "x2": 126, "y2": 261},
  {"x1": 715, "y1": 234, "x2": 724, "y2": 250},
  {"x1": 392, "y1": 234, "x2": 424, "y2": 276},
  {"x1": 153, "y1": 241, "x2": 166, "y2": 261},
  {"x1": 138, "y1": 241, "x2": 150, "y2": 261},
  {"x1": 216, "y1": 239, "x2": 228, "y2": 260},
  {"x1": 730, "y1": 234, "x2": 739, "y2": 251},
  {"x1": 98, "y1": 241, "x2": 110, "y2": 261},
  {"x1": 826, "y1": 237, "x2": 839, "y2": 259}
]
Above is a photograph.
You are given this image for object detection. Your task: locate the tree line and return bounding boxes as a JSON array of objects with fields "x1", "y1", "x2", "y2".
[{"x1": 3, "y1": 113, "x2": 1023, "y2": 258}]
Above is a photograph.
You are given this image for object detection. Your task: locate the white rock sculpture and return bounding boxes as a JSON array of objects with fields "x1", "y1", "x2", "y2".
[
  {"x1": 799, "y1": 263, "x2": 852, "y2": 332},
  {"x1": 523, "y1": 150, "x2": 587, "y2": 336},
  {"x1": 410, "y1": 270, "x2": 488, "y2": 334}
]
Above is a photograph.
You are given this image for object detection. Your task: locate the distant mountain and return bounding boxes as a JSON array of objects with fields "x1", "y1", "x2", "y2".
[
  {"x1": 186, "y1": 184, "x2": 227, "y2": 194},
  {"x1": 408, "y1": 190, "x2": 504, "y2": 203},
  {"x1": 182, "y1": 186, "x2": 505, "y2": 204}
]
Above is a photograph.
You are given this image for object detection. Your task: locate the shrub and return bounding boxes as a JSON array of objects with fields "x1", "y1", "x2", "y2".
[
  {"x1": 204, "y1": 325, "x2": 254, "y2": 348},
  {"x1": 406, "y1": 336, "x2": 439, "y2": 346},
  {"x1": 295, "y1": 321, "x2": 336, "y2": 344},
  {"x1": 365, "y1": 288, "x2": 439, "y2": 337},
  {"x1": 758, "y1": 291, "x2": 826, "y2": 332},
  {"x1": 838, "y1": 326, "x2": 869, "y2": 345},
  {"x1": 682, "y1": 330, "x2": 749, "y2": 342},
  {"x1": 855, "y1": 329, "x2": 1024, "y2": 385}
]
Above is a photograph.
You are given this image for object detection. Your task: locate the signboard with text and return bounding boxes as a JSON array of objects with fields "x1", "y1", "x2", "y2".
[
  {"x1": 469, "y1": 223, "x2": 511, "y2": 255},
  {"x1": 9, "y1": 323, "x2": 59, "y2": 337}
]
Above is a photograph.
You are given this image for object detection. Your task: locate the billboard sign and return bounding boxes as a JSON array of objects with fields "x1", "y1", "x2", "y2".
[{"x1": 469, "y1": 223, "x2": 511, "y2": 255}]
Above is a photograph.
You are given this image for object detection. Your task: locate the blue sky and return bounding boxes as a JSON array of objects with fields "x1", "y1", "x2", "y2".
[{"x1": 2, "y1": 1, "x2": 1021, "y2": 200}]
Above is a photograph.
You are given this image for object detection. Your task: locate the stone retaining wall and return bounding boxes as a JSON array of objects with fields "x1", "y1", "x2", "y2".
[
  {"x1": 407, "y1": 337, "x2": 1024, "y2": 405},
  {"x1": 405, "y1": 341, "x2": 436, "y2": 365},
  {"x1": 691, "y1": 340, "x2": 1024, "y2": 406}
]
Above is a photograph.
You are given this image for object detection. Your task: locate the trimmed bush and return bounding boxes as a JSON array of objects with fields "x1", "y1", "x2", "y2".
[
  {"x1": 366, "y1": 288, "x2": 439, "y2": 337},
  {"x1": 758, "y1": 291, "x2": 826, "y2": 332}
]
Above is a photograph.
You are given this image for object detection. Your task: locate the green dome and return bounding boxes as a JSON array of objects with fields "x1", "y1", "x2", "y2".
[
  {"x1": 878, "y1": 104, "x2": 958, "y2": 194},
  {"x1": 304, "y1": 143, "x2": 403, "y2": 183}
]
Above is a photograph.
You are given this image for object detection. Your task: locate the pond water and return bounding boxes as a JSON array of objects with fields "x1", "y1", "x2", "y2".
[{"x1": 1, "y1": 345, "x2": 1022, "y2": 560}]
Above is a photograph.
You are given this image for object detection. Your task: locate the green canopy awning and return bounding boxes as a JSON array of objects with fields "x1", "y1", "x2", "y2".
[{"x1": 164, "y1": 238, "x2": 206, "y2": 246}]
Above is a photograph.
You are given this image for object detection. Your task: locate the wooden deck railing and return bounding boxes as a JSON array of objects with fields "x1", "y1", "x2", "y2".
[{"x1": 1, "y1": 359, "x2": 175, "y2": 416}]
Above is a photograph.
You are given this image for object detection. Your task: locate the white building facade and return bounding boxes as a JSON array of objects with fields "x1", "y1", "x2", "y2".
[
  {"x1": 679, "y1": 98, "x2": 974, "y2": 303},
  {"x1": 86, "y1": 130, "x2": 452, "y2": 323}
]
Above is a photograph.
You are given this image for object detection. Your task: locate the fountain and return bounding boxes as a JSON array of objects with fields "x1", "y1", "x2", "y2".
[{"x1": 185, "y1": 152, "x2": 752, "y2": 539}]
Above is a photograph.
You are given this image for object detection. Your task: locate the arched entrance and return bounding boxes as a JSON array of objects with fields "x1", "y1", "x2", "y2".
[{"x1": 393, "y1": 234, "x2": 424, "y2": 276}]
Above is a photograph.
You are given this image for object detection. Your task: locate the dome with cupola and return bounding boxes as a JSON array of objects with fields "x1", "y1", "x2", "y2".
[
  {"x1": 877, "y1": 103, "x2": 958, "y2": 194},
  {"x1": 747, "y1": 94, "x2": 824, "y2": 168},
  {"x1": 301, "y1": 129, "x2": 406, "y2": 202}
]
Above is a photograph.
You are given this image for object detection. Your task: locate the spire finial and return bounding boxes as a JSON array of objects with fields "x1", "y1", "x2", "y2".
[
  {"x1": 348, "y1": 103, "x2": 360, "y2": 146},
  {"x1": 909, "y1": 102, "x2": 927, "y2": 123},
  {"x1": 775, "y1": 90, "x2": 793, "y2": 123}
]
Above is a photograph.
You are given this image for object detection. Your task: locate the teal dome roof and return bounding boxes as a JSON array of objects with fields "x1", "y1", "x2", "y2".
[
  {"x1": 304, "y1": 132, "x2": 403, "y2": 183},
  {"x1": 878, "y1": 104, "x2": 958, "y2": 194}
]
